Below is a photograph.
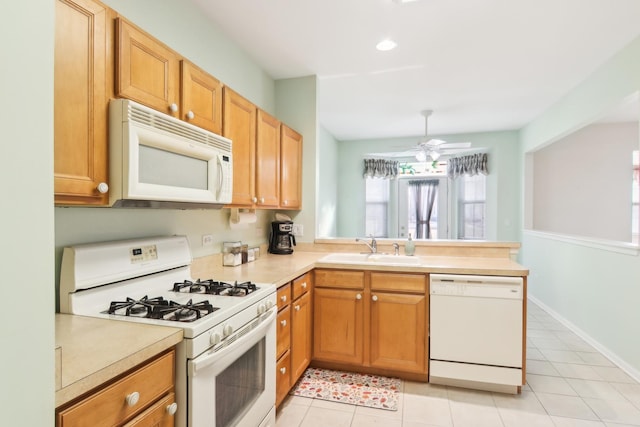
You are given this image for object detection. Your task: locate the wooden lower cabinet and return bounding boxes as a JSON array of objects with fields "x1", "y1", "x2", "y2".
[
  {"x1": 313, "y1": 287, "x2": 364, "y2": 365},
  {"x1": 313, "y1": 269, "x2": 428, "y2": 378},
  {"x1": 56, "y1": 349, "x2": 176, "y2": 427},
  {"x1": 275, "y1": 272, "x2": 313, "y2": 408}
]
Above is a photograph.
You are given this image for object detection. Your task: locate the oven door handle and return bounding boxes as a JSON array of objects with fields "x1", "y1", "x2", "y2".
[{"x1": 190, "y1": 308, "x2": 276, "y2": 375}]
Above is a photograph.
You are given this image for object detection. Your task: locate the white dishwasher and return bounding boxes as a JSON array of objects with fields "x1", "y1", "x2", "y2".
[{"x1": 429, "y1": 274, "x2": 524, "y2": 393}]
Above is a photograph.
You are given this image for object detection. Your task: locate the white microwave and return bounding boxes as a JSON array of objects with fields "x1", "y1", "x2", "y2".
[{"x1": 108, "y1": 99, "x2": 233, "y2": 208}]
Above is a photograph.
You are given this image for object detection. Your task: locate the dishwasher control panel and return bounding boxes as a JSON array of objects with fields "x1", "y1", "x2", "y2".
[{"x1": 430, "y1": 274, "x2": 523, "y2": 299}]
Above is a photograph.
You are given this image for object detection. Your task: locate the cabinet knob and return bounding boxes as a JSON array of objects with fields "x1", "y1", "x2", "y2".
[
  {"x1": 283, "y1": 200, "x2": 288, "y2": 206},
  {"x1": 186, "y1": 110, "x2": 195, "y2": 120},
  {"x1": 125, "y1": 391, "x2": 140, "y2": 407},
  {"x1": 96, "y1": 182, "x2": 109, "y2": 194},
  {"x1": 294, "y1": 305, "x2": 300, "y2": 311},
  {"x1": 372, "y1": 295, "x2": 378, "y2": 302},
  {"x1": 280, "y1": 367, "x2": 286, "y2": 374},
  {"x1": 169, "y1": 103, "x2": 178, "y2": 112},
  {"x1": 260, "y1": 197, "x2": 265, "y2": 204},
  {"x1": 252, "y1": 196, "x2": 258, "y2": 203},
  {"x1": 166, "y1": 402, "x2": 178, "y2": 416},
  {"x1": 301, "y1": 282, "x2": 307, "y2": 289},
  {"x1": 280, "y1": 295, "x2": 287, "y2": 303},
  {"x1": 280, "y1": 319, "x2": 287, "y2": 327},
  {"x1": 356, "y1": 293, "x2": 362, "y2": 300}
]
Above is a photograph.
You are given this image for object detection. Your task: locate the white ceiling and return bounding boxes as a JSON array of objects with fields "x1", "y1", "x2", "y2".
[{"x1": 190, "y1": 0, "x2": 640, "y2": 141}]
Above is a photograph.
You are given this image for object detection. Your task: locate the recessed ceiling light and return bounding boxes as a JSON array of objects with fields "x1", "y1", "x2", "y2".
[{"x1": 376, "y1": 39, "x2": 397, "y2": 51}]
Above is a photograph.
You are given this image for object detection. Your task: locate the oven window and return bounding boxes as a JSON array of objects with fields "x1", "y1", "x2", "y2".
[
  {"x1": 139, "y1": 144, "x2": 208, "y2": 189},
  {"x1": 216, "y1": 338, "x2": 266, "y2": 426}
]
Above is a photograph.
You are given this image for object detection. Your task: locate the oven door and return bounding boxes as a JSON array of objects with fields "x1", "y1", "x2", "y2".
[{"x1": 187, "y1": 308, "x2": 276, "y2": 427}]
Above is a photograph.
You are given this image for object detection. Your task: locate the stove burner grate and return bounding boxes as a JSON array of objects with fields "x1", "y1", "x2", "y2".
[
  {"x1": 172, "y1": 279, "x2": 258, "y2": 296},
  {"x1": 106, "y1": 295, "x2": 218, "y2": 322}
]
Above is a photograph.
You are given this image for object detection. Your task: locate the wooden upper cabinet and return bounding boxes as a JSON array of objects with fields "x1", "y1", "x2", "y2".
[
  {"x1": 280, "y1": 124, "x2": 303, "y2": 210},
  {"x1": 54, "y1": 0, "x2": 111, "y2": 205},
  {"x1": 223, "y1": 87, "x2": 256, "y2": 206},
  {"x1": 180, "y1": 60, "x2": 222, "y2": 134},
  {"x1": 116, "y1": 18, "x2": 180, "y2": 117},
  {"x1": 256, "y1": 110, "x2": 281, "y2": 208}
]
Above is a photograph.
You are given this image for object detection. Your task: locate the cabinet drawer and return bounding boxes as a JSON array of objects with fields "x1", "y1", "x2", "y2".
[
  {"x1": 371, "y1": 272, "x2": 426, "y2": 293},
  {"x1": 276, "y1": 350, "x2": 291, "y2": 407},
  {"x1": 57, "y1": 350, "x2": 175, "y2": 427},
  {"x1": 277, "y1": 283, "x2": 291, "y2": 310},
  {"x1": 277, "y1": 305, "x2": 291, "y2": 359},
  {"x1": 314, "y1": 269, "x2": 364, "y2": 289},
  {"x1": 292, "y1": 272, "x2": 312, "y2": 300},
  {"x1": 122, "y1": 392, "x2": 176, "y2": 427}
]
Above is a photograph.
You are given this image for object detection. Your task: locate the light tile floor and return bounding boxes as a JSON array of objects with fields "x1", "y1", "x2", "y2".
[{"x1": 276, "y1": 300, "x2": 640, "y2": 427}]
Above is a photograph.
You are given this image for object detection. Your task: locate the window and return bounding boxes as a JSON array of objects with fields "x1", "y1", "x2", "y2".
[
  {"x1": 365, "y1": 178, "x2": 389, "y2": 237},
  {"x1": 458, "y1": 174, "x2": 486, "y2": 239}
]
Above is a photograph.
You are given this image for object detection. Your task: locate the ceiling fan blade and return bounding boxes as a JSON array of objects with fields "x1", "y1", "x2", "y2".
[{"x1": 438, "y1": 142, "x2": 472, "y2": 149}]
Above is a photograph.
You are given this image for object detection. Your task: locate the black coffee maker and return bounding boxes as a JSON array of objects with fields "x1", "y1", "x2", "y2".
[{"x1": 268, "y1": 221, "x2": 296, "y2": 255}]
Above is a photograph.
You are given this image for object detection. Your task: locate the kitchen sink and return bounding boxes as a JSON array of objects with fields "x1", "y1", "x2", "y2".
[{"x1": 317, "y1": 252, "x2": 422, "y2": 266}]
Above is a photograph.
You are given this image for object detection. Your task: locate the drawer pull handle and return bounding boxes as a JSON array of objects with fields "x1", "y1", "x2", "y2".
[
  {"x1": 372, "y1": 295, "x2": 378, "y2": 302},
  {"x1": 280, "y1": 367, "x2": 286, "y2": 374},
  {"x1": 294, "y1": 305, "x2": 300, "y2": 311},
  {"x1": 301, "y1": 282, "x2": 307, "y2": 289},
  {"x1": 280, "y1": 296, "x2": 287, "y2": 302},
  {"x1": 166, "y1": 402, "x2": 178, "y2": 416},
  {"x1": 125, "y1": 391, "x2": 140, "y2": 407},
  {"x1": 356, "y1": 293, "x2": 362, "y2": 300},
  {"x1": 280, "y1": 320, "x2": 287, "y2": 327}
]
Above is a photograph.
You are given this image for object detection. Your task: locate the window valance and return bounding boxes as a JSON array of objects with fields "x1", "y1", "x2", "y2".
[
  {"x1": 447, "y1": 153, "x2": 488, "y2": 179},
  {"x1": 363, "y1": 159, "x2": 399, "y2": 179}
]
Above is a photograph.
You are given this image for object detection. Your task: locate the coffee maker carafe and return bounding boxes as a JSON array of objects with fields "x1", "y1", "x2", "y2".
[{"x1": 268, "y1": 221, "x2": 296, "y2": 255}]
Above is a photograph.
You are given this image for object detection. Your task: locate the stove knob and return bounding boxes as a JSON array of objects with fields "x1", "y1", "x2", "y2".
[
  {"x1": 210, "y1": 332, "x2": 221, "y2": 345},
  {"x1": 223, "y1": 324, "x2": 234, "y2": 337},
  {"x1": 257, "y1": 303, "x2": 266, "y2": 315},
  {"x1": 265, "y1": 300, "x2": 274, "y2": 310}
]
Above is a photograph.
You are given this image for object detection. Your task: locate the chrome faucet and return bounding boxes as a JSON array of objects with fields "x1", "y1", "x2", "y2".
[
  {"x1": 392, "y1": 242, "x2": 400, "y2": 255},
  {"x1": 356, "y1": 236, "x2": 377, "y2": 253}
]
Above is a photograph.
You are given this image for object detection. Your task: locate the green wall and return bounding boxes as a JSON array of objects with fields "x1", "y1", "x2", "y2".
[
  {"x1": 1, "y1": 1, "x2": 55, "y2": 424},
  {"x1": 520, "y1": 35, "x2": 640, "y2": 377}
]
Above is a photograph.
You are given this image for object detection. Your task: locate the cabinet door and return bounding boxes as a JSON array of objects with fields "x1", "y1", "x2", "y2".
[
  {"x1": 276, "y1": 305, "x2": 291, "y2": 359},
  {"x1": 223, "y1": 87, "x2": 256, "y2": 206},
  {"x1": 255, "y1": 110, "x2": 280, "y2": 207},
  {"x1": 276, "y1": 350, "x2": 291, "y2": 408},
  {"x1": 54, "y1": 0, "x2": 109, "y2": 205},
  {"x1": 280, "y1": 125, "x2": 303, "y2": 209},
  {"x1": 290, "y1": 291, "x2": 312, "y2": 384},
  {"x1": 313, "y1": 287, "x2": 363, "y2": 365},
  {"x1": 369, "y1": 291, "x2": 427, "y2": 374},
  {"x1": 116, "y1": 18, "x2": 180, "y2": 116},
  {"x1": 180, "y1": 60, "x2": 222, "y2": 134}
]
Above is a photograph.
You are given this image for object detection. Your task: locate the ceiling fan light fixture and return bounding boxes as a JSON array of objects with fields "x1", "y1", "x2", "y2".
[
  {"x1": 376, "y1": 39, "x2": 397, "y2": 51},
  {"x1": 429, "y1": 150, "x2": 441, "y2": 161}
]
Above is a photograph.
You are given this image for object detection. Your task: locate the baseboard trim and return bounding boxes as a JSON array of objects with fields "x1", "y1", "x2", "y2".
[{"x1": 528, "y1": 295, "x2": 640, "y2": 383}]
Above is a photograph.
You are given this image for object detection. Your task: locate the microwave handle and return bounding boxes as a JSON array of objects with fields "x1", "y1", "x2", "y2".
[{"x1": 216, "y1": 155, "x2": 223, "y2": 200}]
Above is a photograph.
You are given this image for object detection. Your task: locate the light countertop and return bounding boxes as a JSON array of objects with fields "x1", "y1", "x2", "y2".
[
  {"x1": 192, "y1": 251, "x2": 529, "y2": 285},
  {"x1": 55, "y1": 314, "x2": 183, "y2": 408}
]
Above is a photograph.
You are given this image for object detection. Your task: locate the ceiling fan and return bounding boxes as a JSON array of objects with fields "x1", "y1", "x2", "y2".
[{"x1": 368, "y1": 110, "x2": 472, "y2": 161}]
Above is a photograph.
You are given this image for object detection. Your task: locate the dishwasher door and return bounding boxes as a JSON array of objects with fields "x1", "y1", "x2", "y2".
[{"x1": 430, "y1": 274, "x2": 523, "y2": 368}]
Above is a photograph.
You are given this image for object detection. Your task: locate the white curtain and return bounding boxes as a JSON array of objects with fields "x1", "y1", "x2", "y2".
[
  {"x1": 363, "y1": 159, "x2": 399, "y2": 179},
  {"x1": 447, "y1": 153, "x2": 488, "y2": 179}
]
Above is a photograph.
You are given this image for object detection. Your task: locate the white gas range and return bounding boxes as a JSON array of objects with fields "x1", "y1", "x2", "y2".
[{"x1": 59, "y1": 235, "x2": 277, "y2": 427}]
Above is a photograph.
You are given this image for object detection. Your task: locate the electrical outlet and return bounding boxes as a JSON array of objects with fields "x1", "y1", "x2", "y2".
[
  {"x1": 292, "y1": 224, "x2": 303, "y2": 236},
  {"x1": 202, "y1": 234, "x2": 214, "y2": 246}
]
